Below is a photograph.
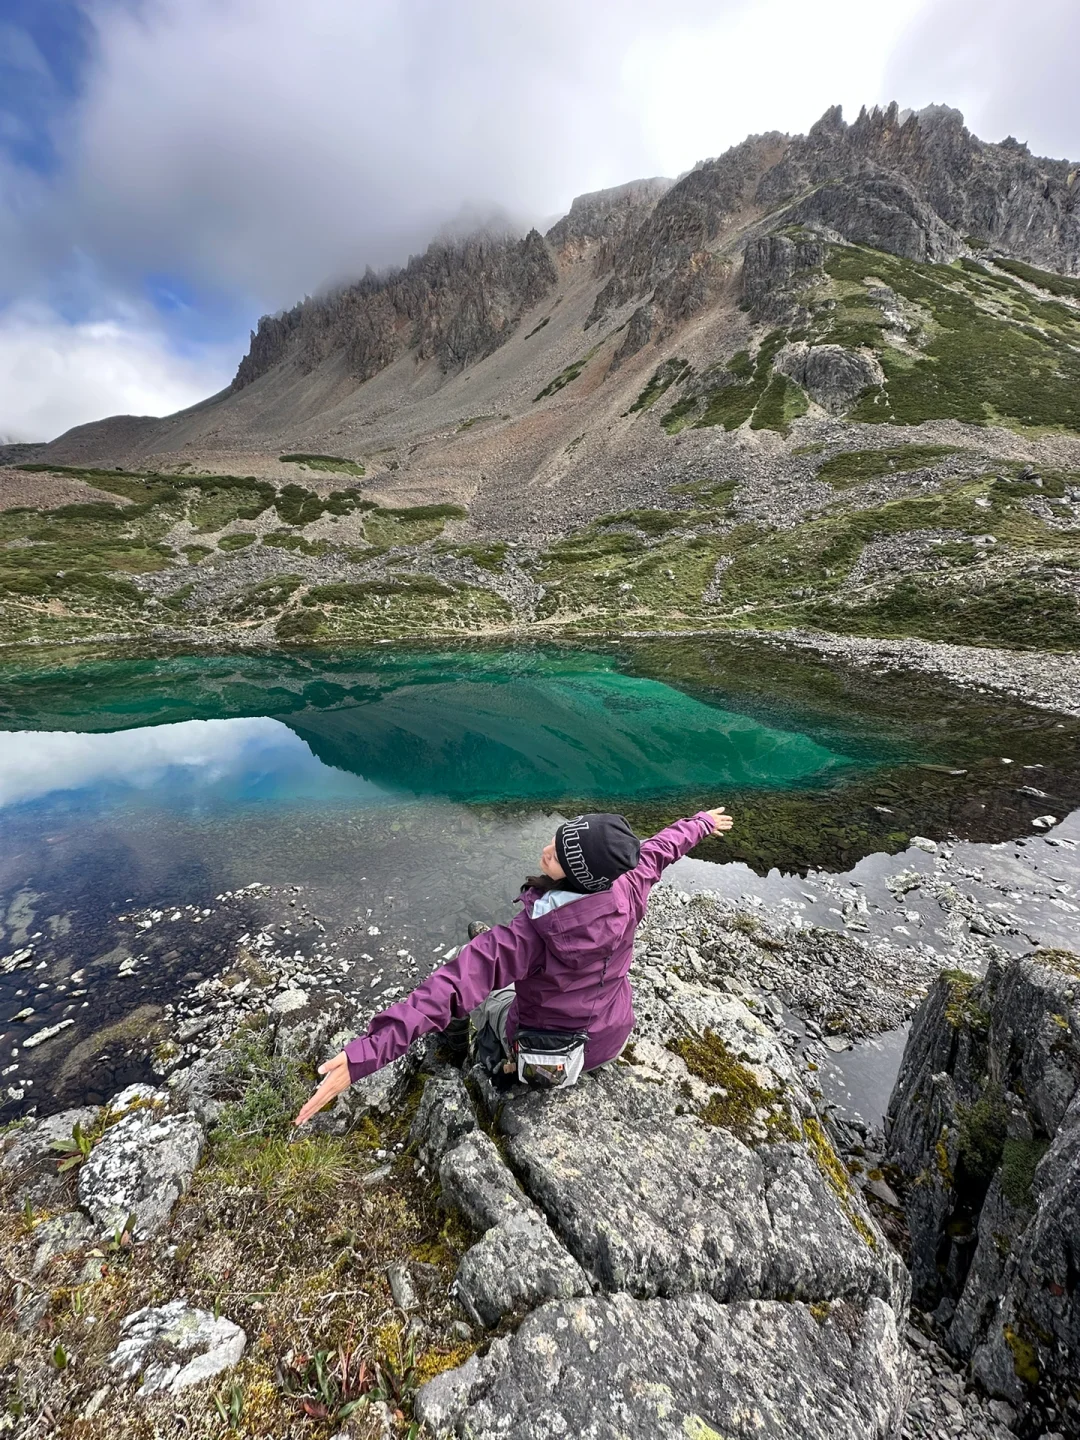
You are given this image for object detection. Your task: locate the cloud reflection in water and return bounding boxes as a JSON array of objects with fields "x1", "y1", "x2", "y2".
[{"x1": 0, "y1": 717, "x2": 386, "y2": 810}]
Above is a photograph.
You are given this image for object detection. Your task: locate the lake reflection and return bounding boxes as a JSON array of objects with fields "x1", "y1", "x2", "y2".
[{"x1": 0, "y1": 718, "x2": 388, "y2": 812}]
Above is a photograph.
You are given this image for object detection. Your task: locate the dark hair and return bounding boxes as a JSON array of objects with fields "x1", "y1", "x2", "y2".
[{"x1": 521, "y1": 873, "x2": 561, "y2": 895}]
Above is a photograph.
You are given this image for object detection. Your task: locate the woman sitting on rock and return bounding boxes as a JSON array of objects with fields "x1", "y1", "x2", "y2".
[{"x1": 294, "y1": 807, "x2": 732, "y2": 1125}]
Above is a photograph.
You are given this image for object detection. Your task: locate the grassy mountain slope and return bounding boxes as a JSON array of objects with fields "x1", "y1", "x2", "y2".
[{"x1": 3, "y1": 105, "x2": 1079, "y2": 653}]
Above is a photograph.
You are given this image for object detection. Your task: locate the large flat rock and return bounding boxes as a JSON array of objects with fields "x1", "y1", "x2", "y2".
[
  {"x1": 416, "y1": 1290, "x2": 909, "y2": 1440},
  {"x1": 501, "y1": 1063, "x2": 905, "y2": 1310}
]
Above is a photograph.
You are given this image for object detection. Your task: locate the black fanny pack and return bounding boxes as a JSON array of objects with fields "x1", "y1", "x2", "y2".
[{"x1": 514, "y1": 1026, "x2": 589, "y2": 1089}]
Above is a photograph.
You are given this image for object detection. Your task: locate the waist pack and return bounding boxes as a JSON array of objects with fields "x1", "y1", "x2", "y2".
[{"x1": 514, "y1": 1026, "x2": 589, "y2": 1090}]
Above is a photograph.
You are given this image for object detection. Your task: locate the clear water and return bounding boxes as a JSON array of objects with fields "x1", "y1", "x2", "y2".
[
  {"x1": 0, "y1": 644, "x2": 860, "y2": 808},
  {"x1": 1, "y1": 639, "x2": 1076, "y2": 1117}
]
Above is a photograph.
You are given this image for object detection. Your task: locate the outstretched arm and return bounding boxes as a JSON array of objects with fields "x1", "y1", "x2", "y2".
[
  {"x1": 621, "y1": 806, "x2": 732, "y2": 919},
  {"x1": 294, "y1": 905, "x2": 543, "y2": 1125}
]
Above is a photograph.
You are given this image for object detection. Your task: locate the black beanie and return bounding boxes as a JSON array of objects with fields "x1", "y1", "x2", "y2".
[{"x1": 554, "y1": 813, "x2": 641, "y2": 893}]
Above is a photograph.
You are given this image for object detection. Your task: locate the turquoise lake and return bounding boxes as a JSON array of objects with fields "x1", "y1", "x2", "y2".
[{"x1": 2, "y1": 638, "x2": 1078, "y2": 1115}]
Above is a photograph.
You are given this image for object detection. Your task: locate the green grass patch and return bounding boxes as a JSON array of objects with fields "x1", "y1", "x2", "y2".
[
  {"x1": 595, "y1": 509, "x2": 689, "y2": 536},
  {"x1": 261, "y1": 531, "x2": 331, "y2": 556},
  {"x1": 362, "y1": 503, "x2": 466, "y2": 548},
  {"x1": 822, "y1": 245, "x2": 1080, "y2": 432},
  {"x1": 816, "y1": 445, "x2": 961, "y2": 488},
  {"x1": 217, "y1": 532, "x2": 257, "y2": 550},
  {"x1": 749, "y1": 372, "x2": 809, "y2": 433},
  {"x1": 534, "y1": 344, "x2": 601, "y2": 401},
  {"x1": 434, "y1": 540, "x2": 508, "y2": 571},
  {"x1": 290, "y1": 576, "x2": 512, "y2": 641},
  {"x1": 630, "y1": 358, "x2": 692, "y2": 413},
  {"x1": 223, "y1": 575, "x2": 303, "y2": 621},
  {"x1": 991, "y1": 257, "x2": 1080, "y2": 302},
  {"x1": 805, "y1": 578, "x2": 1080, "y2": 650},
  {"x1": 279, "y1": 453, "x2": 365, "y2": 476},
  {"x1": 661, "y1": 331, "x2": 788, "y2": 433}
]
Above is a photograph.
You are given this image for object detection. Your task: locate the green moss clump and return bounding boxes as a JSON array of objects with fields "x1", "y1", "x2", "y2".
[
  {"x1": 279, "y1": 453, "x2": 365, "y2": 476},
  {"x1": 630, "y1": 358, "x2": 693, "y2": 413},
  {"x1": 670, "y1": 1030, "x2": 782, "y2": 1143},
  {"x1": 1000, "y1": 1137, "x2": 1050, "y2": 1209},
  {"x1": 941, "y1": 969, "x2": 989, "y2": 1031},
  {"x1": 816, "y1": 446, "x2": 960, "y2": 488},
  {"x1": 535, "y1": 345, "x2": 601, "y2": 401},
  {"x1": 1030, "y1": 947, "x2": 1080, "y2": 979},
  {"x1": 804, "y1": 1116, "x2": 878, "y2": 1247},
  {"x1": 217, "y1": 532, "x2": 256, "y2": 550},
  {"x1": 1003, "y1": 1324, "x2": 1041, "y2": 1386},
  {"x1": 957, "y1": 1089, "x2": 1009, "y2": 1185}
]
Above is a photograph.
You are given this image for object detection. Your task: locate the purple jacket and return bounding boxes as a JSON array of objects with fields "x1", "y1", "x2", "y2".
[{"x1": 344, "y1": 812, "x2": 715, "y2": 1080}]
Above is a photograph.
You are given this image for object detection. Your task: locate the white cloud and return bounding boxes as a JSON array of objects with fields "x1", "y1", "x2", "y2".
[
  {"x1": 3, "y1": 0, "x2": 1076, "y2": 438},
  {"x1": 0, "y1": 300, "x2": 234, "y2": 441},
  {"x1": 625, "y1": 0, "x2": 928, "y2": 177},
  {"x1": 9, "y1": 0, "x2": 942, "y2": 310},
  {"x1": 884, "y1": 0, "x2": 1080, "y2": 160}
]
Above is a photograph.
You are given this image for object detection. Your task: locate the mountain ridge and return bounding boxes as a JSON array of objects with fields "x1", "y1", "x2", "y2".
[{"x1": 3, "y1": 100, "x2": 1079, "y2": 658}]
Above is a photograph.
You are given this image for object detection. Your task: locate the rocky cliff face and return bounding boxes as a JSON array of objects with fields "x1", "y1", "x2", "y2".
[
  {"x1": 886, "y1": 952, "x2": 1080, "y2": 1433},
  {"x1": 587, "y1": 102, "x2": 1079, "y2": 336},
  {"x1": 233, "y1": 102, "x2": 1078, "y2": 407},
  {"x1": 233, "y1": 226, "x2": 558, "y2": 390}
]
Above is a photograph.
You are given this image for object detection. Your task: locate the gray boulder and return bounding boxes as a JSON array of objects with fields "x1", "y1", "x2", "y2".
[
  {"x1": 785, "y1": 173, "x2": 962, "y2": 264},
  {"x1": 108, "y1": 1299, "x2": 246, "y2": 1395},
  {"x1": 774, "y1": 341, "x2": 884, "y2": 414},
  {"x1": 438, "y1": 1131, "x2": 531, "y2": 1233},
  {"x1": 416, "y1": 1290, "x2": 908, "y2": 1440},
  {"x1": 0, "y1": 1106, "x2": 98, "y2": 1208},
  {"x1": 409, "y1": 1071, "x2": 477, "y2": 1169},
  {"x1": 499, "y1": 1062, "x2": 904, "y2": 1311},
  {"x1": 742, "y1": 232, "x2": 829, "y2": 322},
  {"x1": 454, "y1": 1208, "x2": 591, "y2": 1327},
  {"x1": 887, "y1": 952, "x2": 1080, "y2": 1429},
  {"x1": 31, "y1": 1210, "x2": 93, "y2": 1276},
  {"x1": 78, "y1": 1088, "x2": 204, "y2": 1237}
]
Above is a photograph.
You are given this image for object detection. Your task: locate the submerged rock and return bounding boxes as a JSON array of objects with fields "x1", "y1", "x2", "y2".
[
  {"x1": 887, "y1": 951, "x2": 1080, "y2": 1429},
  {"x1": 108, "y1": 1299, "x2": 246, "y2": 1395},
  {"x1": 417, "y1": 1291, "x2": 907, "y2": 1439}
]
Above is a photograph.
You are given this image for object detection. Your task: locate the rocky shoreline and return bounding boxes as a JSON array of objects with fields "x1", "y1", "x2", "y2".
[{"x1": 2, "y1": 871, "x2": 1077, "y2": 1438}]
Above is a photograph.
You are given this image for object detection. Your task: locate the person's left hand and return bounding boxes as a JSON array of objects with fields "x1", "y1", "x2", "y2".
[{"x1": 294, "y1": 1051, "x2": 351, "y2": 1126}]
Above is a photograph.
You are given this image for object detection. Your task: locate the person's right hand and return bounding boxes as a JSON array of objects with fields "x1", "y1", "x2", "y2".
[
  {"x1": 294, "y1": 1051, "x2": 352, "y2": 1126},
  {"x1": 705, "y1": 806, "x2": 733, "y2": 834}
]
